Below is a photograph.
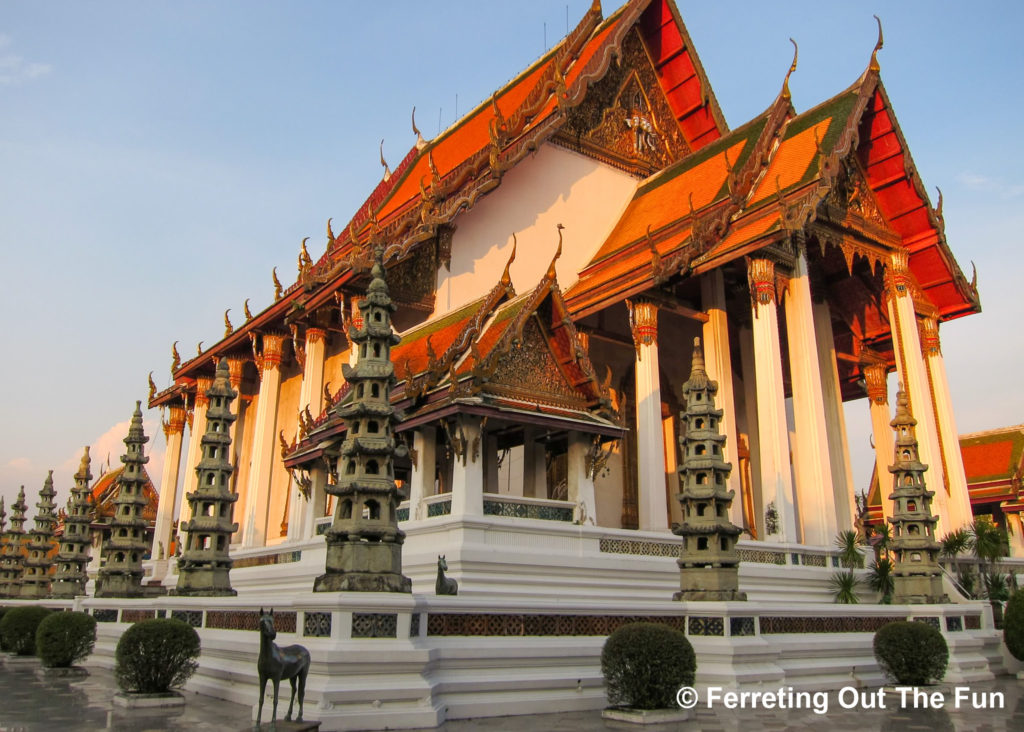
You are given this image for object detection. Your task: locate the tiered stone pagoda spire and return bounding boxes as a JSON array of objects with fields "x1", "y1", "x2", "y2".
[
  {"x1": 673, "y1": 338, "x2": 746, "y2": 601},
  {"x1": 888, "y1": 385, "x2": 948, "y2": 604},
  {"x1": 52, "y1": 447, "x2": 95, "y2": 599},
  {"x1": 0, "y1": 498, "x2": 6, "y2": 592},
  {"x1": 96, "y1": 402, "x2": 150, "y2": 598},
  {"x1": 315, "y1": 252, "x2": 411, "y2": 593},
  {"x1": 0, "y1": 487, "x2": 28, "y2": 598},
  {"x1": 174, "y1": 358, "x2": 239, "y2": 596},
  {"x1": 20, "y1": 470, "x2": 59, "y2": 599}
]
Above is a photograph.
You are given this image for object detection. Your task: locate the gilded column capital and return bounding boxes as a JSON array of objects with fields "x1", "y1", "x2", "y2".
[
  {"x1": 226, "y1": 357, "x2": 246, "y2": 389},
  {"x1": 162, "y1": 405, "x2": 187, "y2": 438},
  {"x1": 862, "y1": 363, "x2": 889, "y2": 405},
  {"x1": 261, "y1": 333, "x2": 286, "y2": 370},
  {"x1": 349, "y1": 296, "x2": 366, "y2": 332},
  {"x1": 747, "y1": 258, "x2": 777, "y2": 306},
  {"x1": 306, "y1": 327, "x2": 327, "y2": 345},
  {"x1": 194, "y1": 376, "x2": 214, "y2": 409},
  {"x1": 918, "y1": 316, "x2": 941, "y2": 357},
  {"x1": 883, "y1": 249, "x2": 914, "y2": 300},
  {"x1": 626, "y1": 298, "x2": 658, "y2": 353}
]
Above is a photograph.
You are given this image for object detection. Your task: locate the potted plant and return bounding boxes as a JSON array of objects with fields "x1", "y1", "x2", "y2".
[
  {"x1": 113, "y1": 618, "x2": 200, "y2": 709},
  {"x1": 601, "y1": 622, "x2": 696, "y2": 724}
]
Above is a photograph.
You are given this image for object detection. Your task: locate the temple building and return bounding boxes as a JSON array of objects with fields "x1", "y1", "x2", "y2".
[{"x1": 147, "y1": 0, "x2": 979, "y2": 592}]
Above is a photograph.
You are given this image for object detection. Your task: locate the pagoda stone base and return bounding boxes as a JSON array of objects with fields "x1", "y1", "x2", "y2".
[
  {"x1": 173, "y1": 568, "x2": 237, "y2": 597},
  {"x1": 95, "y1": 575, "x2": 145, "y2": 599},
  {"x1": 893, "y1": 573, "x2": 948, "y2": 605},
  {"x1": 315, "y1": 540, "x2": 411, "y2": 593},
  {"x1": 675, "y1": 564, "x2": 745, "y2": 602}
]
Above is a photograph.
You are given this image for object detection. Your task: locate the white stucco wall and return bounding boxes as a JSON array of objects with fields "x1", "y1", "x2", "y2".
[{"x1": 434, "y1": 142, "x2": 637, "y2": 314}]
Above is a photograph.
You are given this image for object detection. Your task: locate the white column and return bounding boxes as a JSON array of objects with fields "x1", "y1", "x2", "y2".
[
  {"x1": 921, "y1": 317, "x2": 973, "y2": 531},
  {"x1": 450, "y1": 417, "x2": 483, "y2": 518},
  {"x1": 747, "y1": 258, "x2": 798, "y2": 541},
  {"x1": 784, "y1": 246, "x2": 838, "y2": 546},
  {"x1": 886, "y1": 258, "x2": 952, "y2": 534},
  {"x1": 522, "y1": 427, "x2": 547, "y2": 499},
  {"x1": 152, "y1": 405, "x2": 185, "y2": 577},
  {"x1": 629, "y1": 299, "x2": 669, "y2": 531},
  {"x1": 864, "y1": 363, "x2": 895, "y2": 525},
  {"x1": 176, "y1": 376, "x2": 212, "y2": 544},
  {"x1": 287, "y1": 328, "x2": 327, "y2": 541},
  {"x1": 408, "y1": 427, "x2": 436, "y2": 520},
  {"x1": 812, "y1": 299, "x2": 857, "y2": 533},
  {"x1": 242, "y1": 333, "x2": 286, "y2": 547},
  {"x1": 567, "y1": 432, "x2": 597, "y2": 525},
  {"x1": 701, "y1": 269, "x2": 743, "y2": 527},
  {"x1": 1007, "y1": 513, "x2": 1024, "y2": 558},
  {"x1": 738, "y1": 325, "x2": 763, "y2": 537}
]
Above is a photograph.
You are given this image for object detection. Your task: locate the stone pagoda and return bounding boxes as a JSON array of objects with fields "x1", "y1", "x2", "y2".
[
  {"x1": 673, "y1": 338, "x2": 745, "y2": 601},
  {"x1": 20, "y1": 470, "x2": 59, "y2": 599},
  {"x1": 52, "y1": 447, "x2": 95, "y2": 599},
  {"x1": 96, "y1": 402, "x2": 150, "y2": 598},
  {"x1": 314, "y1": 252, "x2": 411, "y2": 593},
  {"x1": 0, "y1": 498, "x2": 6, "y2": 591},
  {"x1": 0, "y1": 487, "x2": 28, "y2": 598},
  {"x1": 888, "y1": 385, "x2": 947, "y2": 604},
  {"x1": 174, "y1": 358, "x2": 239, "y2": 596}
]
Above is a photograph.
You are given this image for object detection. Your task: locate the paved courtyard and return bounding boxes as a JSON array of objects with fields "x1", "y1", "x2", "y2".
[{"x1": 1, "y1": 659, "x2": 1021, "y2": 731}]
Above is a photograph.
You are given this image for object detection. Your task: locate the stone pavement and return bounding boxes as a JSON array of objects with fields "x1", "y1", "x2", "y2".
[{"x1": 1, "y1": 658, "x2": 1021, "y2": 731}]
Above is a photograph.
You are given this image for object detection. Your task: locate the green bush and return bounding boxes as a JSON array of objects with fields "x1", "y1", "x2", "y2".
[
  {"x1": 601, "y1": 622, "x2": 696, "y2": 710},
  {"x1": 115, "y1": 618, "x2": 200, "y2": 693},
  {"x1": 0, "y1": 608, "x2": 8, "y2": 651},
  {"x1": 36, "y1": 611, "x2": 97, "y2": 668},
  {"x1": 873, "y1": 621, "x2": 948, "y2": 685},
  {"x1": 1003, "y1": 589, "x2": 1024, "y2": 661},
  {"x1": 0, "y1": 606, "x2": 52, "y2": 656}
]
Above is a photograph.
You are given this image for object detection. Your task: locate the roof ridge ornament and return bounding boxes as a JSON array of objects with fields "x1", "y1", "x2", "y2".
[
  {"x1": 501, "y1": 233, "x2": 517, "y2": 288},
  {"x1": 870, "y1": 15, "x2": 884, "y2": 73},
  {"x1": 272, "y1": 267, "x2": 283, "y2": 301},
  {"x1": 546, "y1": 224, "x2": 564, "y2": 280},
  {"x1": 170, "y1": 341, "x2": 181, "y2": 373},
  {"x1": 326, "y1": 218, "x2": 336, "y2": 250},
  {"x1": 380, "y1": 139, "x2": 392, "y2": 181},
  {"x1": 244, "y1": 298, "x2": 253, "y2": 321},
  {"x1": 224, "y1": 309, "x2": 233, "y2": 337},
  {"x1": 411, "y1": 107, "x2": 426, "y2": 150},
  {"x1": 781, "y1": 38, "x2": 798, "y2": 101}
]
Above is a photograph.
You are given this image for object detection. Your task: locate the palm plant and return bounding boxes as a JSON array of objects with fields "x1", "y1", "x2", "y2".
[
  {"x1": 941, "y1": 528, "x2": 972, "y2": 593},
  {"x1": 835, "y1": 530, "x2": 864, "y2": 569},
  {"x1": 868, "y1": 556, "x2": 895, "y2": 604},
  {"x1": 830, "y1": 570, "x2": 860, "y2": 604},
  {"x1": 869, "y1": 523, "x2": 891, "y2": 562}
]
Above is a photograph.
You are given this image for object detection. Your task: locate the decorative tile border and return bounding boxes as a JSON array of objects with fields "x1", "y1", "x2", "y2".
[
  {"x1": 204, "y1": 610, "x2": 296, "y2": 633},
  {"x1": 233, "y1": 550, "x2": 302, "y2": 569},
  {"x1": 410, "y1": 613, "x2": 420, "y2": 637},
  {"x1": 303, "y1": 611, "x2": 332, "y2": 637},
  {"x1": 426, "y1": 499, "x2": 452, "y2": 517},
  {"x1": 92, "y1": 609, "x2": 118, "y2": 623},
  {"x1": 730, "y1": 617, "x2": 756, "y2": 637},
  {"x1": 738, "y1": 548, "x2": 787, "y2": 565},
  {"x1": 965, "y1": 615, "x2": 981, "y2": 630},
  {"x1": 600, "y1": 538, "x2": 838, "y2": 568},
  {"x1": 120, "y1": 609, "x2": 156, "y2": 624},
  {"x1": 426, "y1": 613, "x2": 685, "y2": 637},
  {"x1": 760, "y1": 615, "x2": 904, "y2": 634},
  {"x1": 483, "y1": 500, "x2": 573, "y2": 522},
  {"x1": 352, "y1": 613, "x2": 397, "y2": 638},
  {"x1": 913, "y1": 616, "x2": 941, "y2": 630},
  {"x1": 599, "y1": 538, "x2": 677, "y2": 558},
  {"x1": 945, "y1": 616, "x2": 963, "y2": 632},
  {"x1": 688, "y1": 616, "x2": 724, "y2": 636},
  {"x1": 396, "y1": 507, "x2": 410, "y2": 522},
  {"x1": 171, "y1": 610, "x2": 204, "y2": 628}
]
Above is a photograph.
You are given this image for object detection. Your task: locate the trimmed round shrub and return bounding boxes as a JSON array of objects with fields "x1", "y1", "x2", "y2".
[
  {"x1": 1004, "y1": 589, "x2": 1024, "y2": 661},
  {"x1": 114, "y1": 618, "x2": 200, "y2": 693},
  {"x1": 36, "y1": 611, "x2": 97, "y2": 668},
  {"x1": 601, "y1": 622, "x2": 696, "y2": 710},
  {"x1": 0, "y1": 606, "x2": 52, "y2": 656},
  {"x1": 873, "y1": 621, "x2": 948, "y2": 685}
]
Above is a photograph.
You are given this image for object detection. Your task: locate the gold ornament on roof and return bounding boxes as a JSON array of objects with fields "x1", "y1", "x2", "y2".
[
  {"x1": 171, "y1": 341, "x2": 181, "y2": 373},
  {"x1": 380, "y1": 139, "x2": 391, "y2": 181},
  {"x1": 224, "y1": 309, "x2": 232, "y2": 337},
  {"x1": 781, "y1": 38, "x2": 798, "y2": 101},
  {"x1": 546, "y1": 224, "x2": 564, "y2": 280},
  {"x1": 272, "y1": 267, "x2": 283, "y2": 301},
  {"x1": 411, "y1": 106, "x2": 425, "y2": 149},
  {"x1": 148, "y1": 372, "x2": 157, "y2": 402},
  {"x1": 197, "y1": 341, "x2": 204, "y2": 356},
  {"x1": 326, "y1": 218, "x2": 336, "y2": 250},
  {"x1": 501, "y1": 234, "x2": 517, "y2": 288},
  {"x1": 244, "y1": 298, "x2": 253, "y2": 321},
  {"x1": 870, "y1": 15, "x2": 884, "y2": 73}
]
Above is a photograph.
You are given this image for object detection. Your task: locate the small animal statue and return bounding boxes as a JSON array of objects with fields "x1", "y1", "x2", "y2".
[
  {"x1": 435, "y1": 554, "x2": 458, "y2": 595},
  {"x1": 256, "y1": 608, "x2": 311, "y2": 731}
]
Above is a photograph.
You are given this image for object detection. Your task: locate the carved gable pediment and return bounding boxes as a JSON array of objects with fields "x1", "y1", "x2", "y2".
[
  {"x1": 488, "y1": 318, "x2": 588, "y2": 407},
  {"x1": 819, "y1": 156, "x2": 893, "y2": 241},
  {"x1": 558, "y1": 28, "x2": 691, "y2": 175}
]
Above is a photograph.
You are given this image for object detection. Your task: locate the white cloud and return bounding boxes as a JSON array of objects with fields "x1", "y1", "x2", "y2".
[
  {"x1": 0, "y1": 35, "x2": 51, "y2": 86},
  {"x1": 957, "y1": 172, "x2": 1024, "y2": 200},
  {"x1": 6, "y1": 457, "x2": 31, "y2": 472}
]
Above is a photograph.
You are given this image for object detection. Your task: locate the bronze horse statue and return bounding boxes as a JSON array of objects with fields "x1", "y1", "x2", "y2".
[
  {"x1": 435, "y1": 555, "x2": 458, "y2": 595},
  {"x1": 256, "y1": 608, "x2": 311, "y2": 730}
]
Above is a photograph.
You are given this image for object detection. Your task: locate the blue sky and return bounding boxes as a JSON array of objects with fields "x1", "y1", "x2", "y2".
[{"x1": 1, "y1": 1, "x2": 1022, "y2": 516}]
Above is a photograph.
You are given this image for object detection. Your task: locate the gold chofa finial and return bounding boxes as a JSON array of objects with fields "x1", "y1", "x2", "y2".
[
  {"x1": 870, "y1": 15, "x2": 884, "y2": 73},
  {"x1": 412, "y1": 107, "x2": 425, "y2": 149},
  {"x1": 244, "y1": 298, "x2": 253, "y2": 321},
  {"x1": 171, "y1": 341, "x2": 181, "y2": 373},
  {"x1": 148, "y1": 372, "x2": 157, "y2": 402},
  {"x1": 380, "y1": 139, "x2": 391, "y2": 181},
  {"x1": 501, "y1": 234, "x2": 517, "y2": 288},
  {"x1": 546, "y1": 224, "x2": 564, "y2": 280},
  {"x1": 782, "y1": 38, "x2": 798, "y2": 100},
  {"x1": 272, "y1": 267, "x2": 283, "y2": 301},
  {"x1": 197, "y1": 341, "x2": 204, "y2": 356},
  {"x1": 326, "y1": 218, "x2": 336, "y2": 248},
  {"x1": 224, "y1": 309, "x2": 233, "y2": 336}
]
